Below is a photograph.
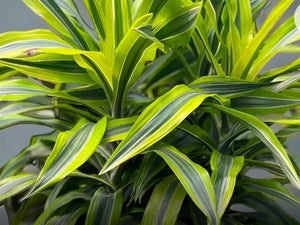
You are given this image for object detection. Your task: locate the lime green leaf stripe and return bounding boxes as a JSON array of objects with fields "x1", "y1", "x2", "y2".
[
  {"x1": 153, "y1": 145, "x2": 219, "y2": 225},
  {"x1": 0, "y1": 29, "x2": 70, "y2": 58},
  {"x1": 210, "y1": 104, "x2": 300, "y2": 189},
  {"x1": 101, "y1": 85, "x2": 215, "y2": 174},
  {"x1": 102, "y1": 116, "x2": 137, "y2": 144},
  {"x1": 0, "y1": 58, "x2": 93, "y2": 84},
  {"x1": 85, "y1": 188, "x2": 123, "y2": 225},
  {"x1": 0, "y1": 174, "x2": 36, "y2": 203},
  {"x1": 210, "y1": 150, "x2": 244, "y2": 217},
  {"x1": 27, "y1": 117, "x2": 107, "y2": 196},
  {"x1": 142, "y1": 176, "x2": 186, "y2": 225}
]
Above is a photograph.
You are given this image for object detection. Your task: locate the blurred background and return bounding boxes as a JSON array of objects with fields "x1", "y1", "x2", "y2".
[{"x1": 0, "y1": 0, "x2": 300, "y2": 224}]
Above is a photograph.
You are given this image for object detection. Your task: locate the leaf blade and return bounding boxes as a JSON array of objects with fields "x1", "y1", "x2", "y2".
[
  {"x1": 152, "y1": 145, "x2": 219, "y2": 225},
  {"x1": 27, "y1": 117, "x2": 107, "y2": 196}
]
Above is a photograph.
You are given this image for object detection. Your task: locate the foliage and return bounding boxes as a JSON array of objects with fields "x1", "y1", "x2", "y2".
[{"x1": 0, "y1": 0, "x2": 300, "y2": 224}]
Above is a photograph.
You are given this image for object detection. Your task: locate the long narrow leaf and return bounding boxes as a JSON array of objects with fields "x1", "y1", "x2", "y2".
[
  {"x1": 101, "y1": 85, "x2": 215, "y2": 174},
  {"x1": 231, "y1": 0, "x2": 294, "y2": 78},
  {"x1": 34, "y1": 191, "x2": 91, "y2": 225},
  {"x1": 0, "y1": 174, "x2": 36, "y2": 203},
  {"x1": 141, "y1": 176, "x2": 186, "y2": 225},
  {"x1": 85, "y1": 188, "x2": 123, "y2": 225},
  {"x1": 0, "y1": 29, "x2": 70, "y2": 58},
  {"x1": 27, "y1": 117, "x2": 107, "y2": 196},
  {"x1": 241, "y1": 178, "x2": 300, "y2": 208},
  {"x1": 210, "y1": 104, "x2": 300, "y2": 189},
  {"x1": 210, "y1": 150, "x2": 244, "y2": 217},
  {"x1": 152, "y1": 145, "x2": 219, "y2": 225}
]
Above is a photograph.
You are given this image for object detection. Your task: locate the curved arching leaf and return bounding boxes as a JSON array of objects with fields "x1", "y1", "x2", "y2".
[
  {"x1": 85, "y1": 188, "x2": 123, "y2": 225},
  {"x1": 100, "y1": 85, "x2": 216, "y2": 174},
  {"x1": 241, "y1": 178, "x2": 300, "y2": 208},
  {"x1": 210, "y1": 104, "x2": 300, "y2": 189},
  {"x1": 210, "y1": 150, "x2": 244, "y2": 217},
  {"x1": 0, "y1": 174, "x2": 36, "y2": 203},
  {"x1": 23, "y1": 0, "x2": 96, "y2": 50},
  {"x1": 0, "y1": 29, "x2": 70, "y2": 58},
  {"x1": 152, "y1": 145, "x2": 219, "y2": 225},
  {"x1": 34, "y1": 191, "x2": 91, "y2": 225},
  {"x1": 27, "y1": 117, "x2": 107, "y2": 196},
  {"x1": 142, "y1": 176, "x2": 186, "y2": 225},
  {"x1": 0, "y1": 57, "x2": 93, "y2": 84}
]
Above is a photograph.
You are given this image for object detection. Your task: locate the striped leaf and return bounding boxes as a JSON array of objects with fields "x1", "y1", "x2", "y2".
[
  {"x1": 210, "y1": 104, "x2": 300, "y2": 189},
  {"x1": 0, "y1": 102, "x2": 50, "y2": 117},
  {"x1": 0, "y1": 57, "x2": 93, "y2": 84},
  {"x1": 100, "y1": 85, "x2": 215, "y2": 174},
  {"x1": 0, "y1": 79, "x2": 51, "y2": 101},
  {"x1": 193, "y1": 14, "x2": 226, "y2": 76},
  {"x1": 178, "y1": 124, "x2": 217, "y2": 151},
  {"x1": 23, "y1": 0, "x2": 95, "y2": 50},
  {"x1": 28, "y1": 48, "x2": 113, "y2": 100},
  {"x1": 190, "y1": 76, "x2": 272, "y2": 97},
  {"x1": 34, "y1": 191, "x2": 91, "y2": 225},
  {"x1": 153, "y1": 4, "x2": 201, "y2": 48},
  {"x1": 0, "y1": 132, "x2": 55, "y2": 179},
  {"x1": 102, "y1": 117, "x2": 137, "y2": 144},
  {"x1": 27, "y1": 117, "x2": 107, "y2": 196},
  {"x1": 270, "y1": 73, "x2": 300, "y2": 92},
  {"x1": 74, "y1": 52, "x2": 113, "y2": 100},
  {"x1": 0, "y1": 29, "x2": 70, "y2": 58},
  {"x1": 103, "y1": 0, "x2": 132, "y2": 61},
  {"x1": 231, "y1": 0, "x2": 294, "y2": 78},
  {"x1": 0, "y1": 30, "x2": 71, "y2": 59},
  {"x1": 152, "y1": 145, "x2": 219, "y2": 225},
  {"x1": 241, "y1": 178, "x2": 300, "y2": 208},
  {"x1": 69, "y1": 171, "x2": 115, "y2": 190},
  {"x1": 133, "y1": 0, "x2": 184, "y2": 21},
  {"x1": 112, "y1": 14, "x2": 158, "y2": 117},
  {"x1": 142, "y1": 176, "x2": 186, "y2": 225},
  {"x1": 251, "y1": 0, "x2": 269, "y2": 18},
  {"x1": 0, "y1": 114, "x2": 71, "y2": 130},
  {"x1": 225, "y1": 1, "x2": 243, "y2": 64},
  {"x1": 247, "y1": 16, "x2": 300, "y2": 80},
  {"x1": 45, "y1": 202, "x2": 88, "y2": 225},
  {"x1": 0, "y1": 78, "x2": 106, "y2": 115},
  {"x1": 136, "y1": 3, "x2": 201, "y2": 48},
  {"x1": 231, "y1": 90, "x2": 300, "y2": 114},
  {"x1": 82, "y1": 0, "x2": 106, "y2": 43},
  {"x1": 85, "y1": 188, "x2": 123, "y2": 225},
  {"x1": 238, "y1": 0, "x2": 253, "y2": 46},
  {"x1": 210, "y1": 151, "x2": 244, "y2": 217},
  {"x1": 0, "y1": 174, "x2": 36, "y2": 203},
  {"x1": 133, "y1": 153, "x2": 165, "y2": 202}
]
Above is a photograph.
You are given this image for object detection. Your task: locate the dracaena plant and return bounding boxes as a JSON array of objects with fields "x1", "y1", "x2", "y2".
[{"x1": 0, "y1": 0, "x2": 300, "y2": 224}]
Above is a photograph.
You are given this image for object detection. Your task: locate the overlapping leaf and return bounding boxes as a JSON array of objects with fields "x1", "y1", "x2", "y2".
[
  {"x1": 210, "y1": 151, "x2": 244, "y2": 217},
  {"x1": 0, "y1": 174, "x2": 36, "y2": 203},
  {"x1": 101, "y1": 85, "x2": 216, "y2": 174},
  {"x1": 85, "y1": 188, "x2": 123, "y2": 225},
  {"x1": 142, "y1": 176, "x2": 186, "y2": 225},
  {"x1": 34, "y1": 191, "x2": 91, "y2": 225},
  {"x1": 0, "y1": 29, "x2": 70, "y2": 58},
  {"x1": 152, "y1": 145, "x2": 219, "y2": 225},
  {"x1": 210, "y1": 104, "x2": 300, "y2": 189},
  {"x1": 27, "y1": 117, "x2": 107, "y2": 196}
]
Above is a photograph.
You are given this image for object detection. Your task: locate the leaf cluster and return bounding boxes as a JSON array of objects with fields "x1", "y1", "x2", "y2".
[{"x1": 1, "y1": 0, "x2": 300, "y2": 224}]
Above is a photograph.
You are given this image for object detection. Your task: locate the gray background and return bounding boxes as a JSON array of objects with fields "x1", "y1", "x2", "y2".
[{"x1": 0, "y1": 0, "x2": 300, "y2": 224}]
